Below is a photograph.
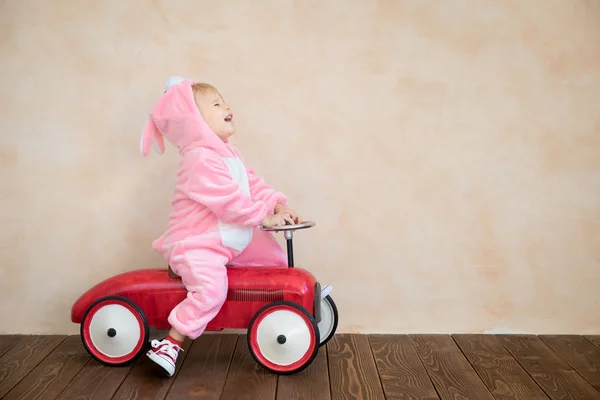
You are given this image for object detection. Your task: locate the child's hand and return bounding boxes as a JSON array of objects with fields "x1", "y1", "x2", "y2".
[
  {"x1": 274, "y1": 203, "x2": 302, "y2": 224},
  {"x1": 261, "y1": 213, "x2": 295, "y2": 228}
]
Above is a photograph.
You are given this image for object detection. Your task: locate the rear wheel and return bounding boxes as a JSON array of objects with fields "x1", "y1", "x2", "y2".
[
  {"x1": 318, "y1": 295, "x2": 338, "y2": 346},
  {"x1": 248, "y1": 301, "x2": 319, "y2": 375},
  {"x1": 81, "y1": 296, "x2": 149, "y2": 366}
]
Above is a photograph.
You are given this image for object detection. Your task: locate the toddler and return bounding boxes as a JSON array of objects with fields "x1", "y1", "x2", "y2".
[{"x1": 140, "y1": 77, "x2": 301, "y2": 376}]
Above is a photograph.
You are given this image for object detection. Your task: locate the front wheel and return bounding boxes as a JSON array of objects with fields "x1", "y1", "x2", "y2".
[
  {"x1": 248, "y1": 301, "x2": 320, "y2": 375},
  {"x1": 80, "y1": 296, "x2": 149, "y2": 366},
  {"x1": 318, "y1": 295, "x2": 338, "y2": 346}
]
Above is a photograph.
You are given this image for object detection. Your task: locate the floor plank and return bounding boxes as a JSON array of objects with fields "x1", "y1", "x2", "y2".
[
  {"x1": 112, "y1": 337, "x2": 192, "y2": 400},
  {"x1": 498, "y1": 335, "x2": 600, "y2": 400},
  {"x1": 369, "y1": 334, "x2": 439, "y2": 400},
  {"x1": 328, "y1": 333, "x2": 386, "y2": 400},
  {"x1": 410, "y1": 334, "x2": 495, "y2": 400},
  {"x1": 453, "y1": 334, "x2": 548, "y2": 400},
  {"x1": 54, "y1": 359, "x2": 134, "y2": 400},
  {"x1": 539, "y1": 335, "x2": 600, "y2": 391},
  {"x1": 584, "y1": 335, "x2": 600, "y2": 350},
  {"x1": 0, "y1": 335, "x2": 24, "y2": 358},
  {"x1": 165, "y1": 334, "x2": 238, "y2": 400},
  {"x1": 2, "y1": 335, "x2": 90, "y2": 400},
  {"x1": 0, "y1": 335, "x2": 67, "y2": 398},
  {"x1": 219, "y1": 334, "x2": 277, "y2": 400},
  {"x1": 276, "y1": 344, "x2": 331, "y2": 400}
]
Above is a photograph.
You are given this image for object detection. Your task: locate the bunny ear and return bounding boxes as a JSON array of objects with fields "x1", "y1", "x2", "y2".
[
  {"x1": 165, "y1": 76, "x2": 185, "y2": 91},
  {"x1": 140, "y1": 118, "x2": 165, "y2": 156},
  {"x1": 139, "y1": 76, "x2": 186, "y2": 156}
]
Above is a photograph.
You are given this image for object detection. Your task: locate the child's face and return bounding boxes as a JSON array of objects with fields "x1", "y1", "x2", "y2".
[{"x1": 194, "y1": 90, "x2": 235, "y2": 141}]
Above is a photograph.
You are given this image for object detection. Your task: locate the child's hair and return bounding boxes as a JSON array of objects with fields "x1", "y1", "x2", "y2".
[
  {"x1": 191, "y1": 82, "x2": 218, "y2": 94},
  {"x1": 191, "y1": 82, "x2": 219, "y2": 105}
]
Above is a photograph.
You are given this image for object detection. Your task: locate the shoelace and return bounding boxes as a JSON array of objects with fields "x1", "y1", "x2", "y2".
[{"x1": 150, "y1": 339, "x2": 184, "y2": 358}]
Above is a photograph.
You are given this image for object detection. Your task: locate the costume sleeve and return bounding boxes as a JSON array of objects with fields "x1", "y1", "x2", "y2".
[
  {"x1": 181, "y1": 151, "x2": 268, "y2": 227},
  {"x1": 246, "y1": 165, "x2": 288, "y2": 214},
  {"x1": 228, "y1": 145, "x2": 288, "y2": 214}
]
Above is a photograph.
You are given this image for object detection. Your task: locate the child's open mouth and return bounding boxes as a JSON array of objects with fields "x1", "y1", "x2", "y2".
[{"x1": 224, "y1": 114, "x2": 233, "y2": 122}]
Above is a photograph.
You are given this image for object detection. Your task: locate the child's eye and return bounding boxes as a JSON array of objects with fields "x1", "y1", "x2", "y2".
[{"x1": 214, "y1": 103, "x2": 220, "y2": 107}]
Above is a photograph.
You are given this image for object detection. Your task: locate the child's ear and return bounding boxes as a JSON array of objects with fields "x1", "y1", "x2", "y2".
[{"x1": 140, "y1": 119, "x2": 165, "y2": 156}]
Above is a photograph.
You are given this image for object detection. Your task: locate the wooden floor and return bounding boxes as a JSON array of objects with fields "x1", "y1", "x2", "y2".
[{"x1": 0, "y1": 334, "x2": 599, "y2": 399}]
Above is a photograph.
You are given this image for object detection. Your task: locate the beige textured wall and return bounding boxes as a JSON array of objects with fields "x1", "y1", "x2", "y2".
[{"x1": 1, "y1": 1, "x2": 599, "y2": 335}]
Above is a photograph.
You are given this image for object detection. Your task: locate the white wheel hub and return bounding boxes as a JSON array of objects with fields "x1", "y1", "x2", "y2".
[
  {"x1": 318, "y1": 298, "x2": 335, "y2": 343},
  {"x1": 88, "y1": 303, "x2": 141, "y2": 358},
  {"x1": 256, "y1": 309, "x2": 312, "y2": 366}
]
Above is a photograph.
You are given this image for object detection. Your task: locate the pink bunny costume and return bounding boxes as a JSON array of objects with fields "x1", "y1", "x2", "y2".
[{"x1": 140, "y1": 77, "x2": 288, "y2": 339}]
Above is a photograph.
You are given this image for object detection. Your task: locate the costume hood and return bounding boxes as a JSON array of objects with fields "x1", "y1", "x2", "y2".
[{"x1": 140, "y1": 77, "x2": 231, "y2": 157}]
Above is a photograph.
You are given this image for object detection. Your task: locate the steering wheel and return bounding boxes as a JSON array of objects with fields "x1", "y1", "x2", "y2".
[{"x1": 260, "y1": 220, "x2": 316, "y2": 232}]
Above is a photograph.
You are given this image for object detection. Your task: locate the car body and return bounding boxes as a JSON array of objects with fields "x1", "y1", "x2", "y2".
[{"x1": 71, "y1": 266, "x2": 321, "y2": 331}]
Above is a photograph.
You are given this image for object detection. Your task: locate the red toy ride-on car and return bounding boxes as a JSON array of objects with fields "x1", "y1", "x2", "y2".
[{"x1": 71, "y1": 221, "x2": 338, "y2": 375}]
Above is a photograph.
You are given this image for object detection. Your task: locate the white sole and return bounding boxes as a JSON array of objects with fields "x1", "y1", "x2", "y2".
[{"x1": 146, "y1": 350, "x2": 176, "y2": 377}]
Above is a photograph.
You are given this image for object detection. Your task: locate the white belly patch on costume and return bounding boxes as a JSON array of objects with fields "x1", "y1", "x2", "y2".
[{"x1": 218, "y1": 157, "x2": 253, "y2": 252}]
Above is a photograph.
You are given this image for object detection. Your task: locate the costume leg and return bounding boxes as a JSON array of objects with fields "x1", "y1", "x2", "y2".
[
  {"x1": 166, "y1": 241, "x2": 233, "y2": 340},
  {"x1": 229, "y1": 227, "x2": 288, "y2": 267}
]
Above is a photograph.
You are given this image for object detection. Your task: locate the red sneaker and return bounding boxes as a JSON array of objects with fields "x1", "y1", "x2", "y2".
[{"x1": 146, "y1": 338, "x2": 183, "y2": 376}]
